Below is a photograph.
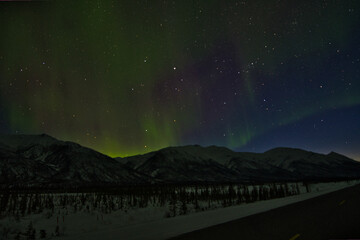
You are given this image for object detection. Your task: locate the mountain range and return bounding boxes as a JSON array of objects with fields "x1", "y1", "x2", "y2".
[
  {"x1": 0, "y1": 134, "x2": 359, "y2": 188},
  {"x1": 0, "y1": 134, "x2": 151, "y2": 188}
]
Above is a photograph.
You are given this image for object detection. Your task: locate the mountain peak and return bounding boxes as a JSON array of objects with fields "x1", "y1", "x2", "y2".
[
  {"x1": 326, "y1": 151, "x2": 353, "y2": 161},
  {"x1": 327, "y1": 151, "x2": 342, "y2": 156},
  {"x1": 39, "y1": 133, "x2": 54, "y2": 138}
]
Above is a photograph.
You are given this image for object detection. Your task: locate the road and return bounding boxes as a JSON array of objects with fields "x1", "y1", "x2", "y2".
[{"x1": 171, "y1": 184, "x2": 360, "y2": 240}]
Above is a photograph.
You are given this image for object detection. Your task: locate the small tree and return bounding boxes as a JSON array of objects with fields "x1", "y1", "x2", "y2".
[
  {"x1": 20, "y1": 194, "x2": 28, "y2": 216},
  {"x1": 168, "y1": 193, "x2": 177, "y2": 217},
  {"x1": 304, "y1": 182, "x2": 311, "y2": 193},
  {"x1": 0, "y1": 191, "x2": 10, "y2": 215},
  {"x1": 180, "y1": 199, "x2": 187, "y2": 215},
  {"x1": 25, "y1": 221, "x2": 36, "y2": 240},
  {"x1": 54, "y1": 225, "x2": 60, "y2": 236},
  {"x1": 296, "y1": 183, "x2": 300, "y2": 194}
]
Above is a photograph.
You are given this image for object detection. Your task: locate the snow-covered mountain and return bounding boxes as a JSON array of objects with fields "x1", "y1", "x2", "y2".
[
  {"x1": 258, "y1": 147, "x2": 360, "y2": 179},
  {"x1": 117, "y1": 145, "x2": 241, "y2": 182},
  {"x1": 0, "y1": 134, "x2": 151, "y2": 187},
  {"x1": 1, "y1": 134, "x2": 359, "y2": 187},
  {"x1": 119, "y1": 145, "x2": 360, "y2": 182}
]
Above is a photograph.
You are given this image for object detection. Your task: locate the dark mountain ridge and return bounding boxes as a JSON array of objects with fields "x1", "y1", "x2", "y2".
[
  {"x1": 0, "y1": 134, "x2": 359, "y2": 187},
  {"x1": 118, "y1": 145, "x2": 360, "y2": 182},
  {"x1": 0, "y1": 134, "x2": 152, "y2": 188}
]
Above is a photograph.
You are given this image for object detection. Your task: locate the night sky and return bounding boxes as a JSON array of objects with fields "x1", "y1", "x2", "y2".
[{"x1": 0, "y1": 0, "x2": 359, "y2": 159}]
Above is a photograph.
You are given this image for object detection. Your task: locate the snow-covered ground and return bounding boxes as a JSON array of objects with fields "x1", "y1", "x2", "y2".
[
  {"x1": 59, "y1": 180, "x2": 359, "y2": 240},
  {"x1": 1, "y1": 181, "x2": 359, "y2": 240}
]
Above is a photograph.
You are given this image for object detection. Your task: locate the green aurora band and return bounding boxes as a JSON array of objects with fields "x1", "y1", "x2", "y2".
[{"x1": 0, "y1": 1, "x2": 359, "y2": 158}]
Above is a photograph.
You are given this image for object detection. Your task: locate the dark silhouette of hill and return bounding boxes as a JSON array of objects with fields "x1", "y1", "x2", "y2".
[{"x1": 0, "y1": 134, "x2": 359, "y2": 187}]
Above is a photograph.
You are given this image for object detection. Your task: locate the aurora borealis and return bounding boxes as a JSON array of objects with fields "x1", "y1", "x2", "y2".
[{"x1": 0, "y1": 0, "x2": 359, "y2": 159}]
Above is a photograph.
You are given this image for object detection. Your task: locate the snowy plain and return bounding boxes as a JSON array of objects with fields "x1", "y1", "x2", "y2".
[
  {"x1": 1, "y1": 181, "x2": 358, "y2": 239},
  {"x1": 52, "y1": 181, "x2": 359, "y2": 240}
]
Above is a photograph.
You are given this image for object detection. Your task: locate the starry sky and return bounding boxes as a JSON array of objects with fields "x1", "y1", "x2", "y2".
[{"x1": 0, "y1": 0, "x2": 359, "y2": 159}]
